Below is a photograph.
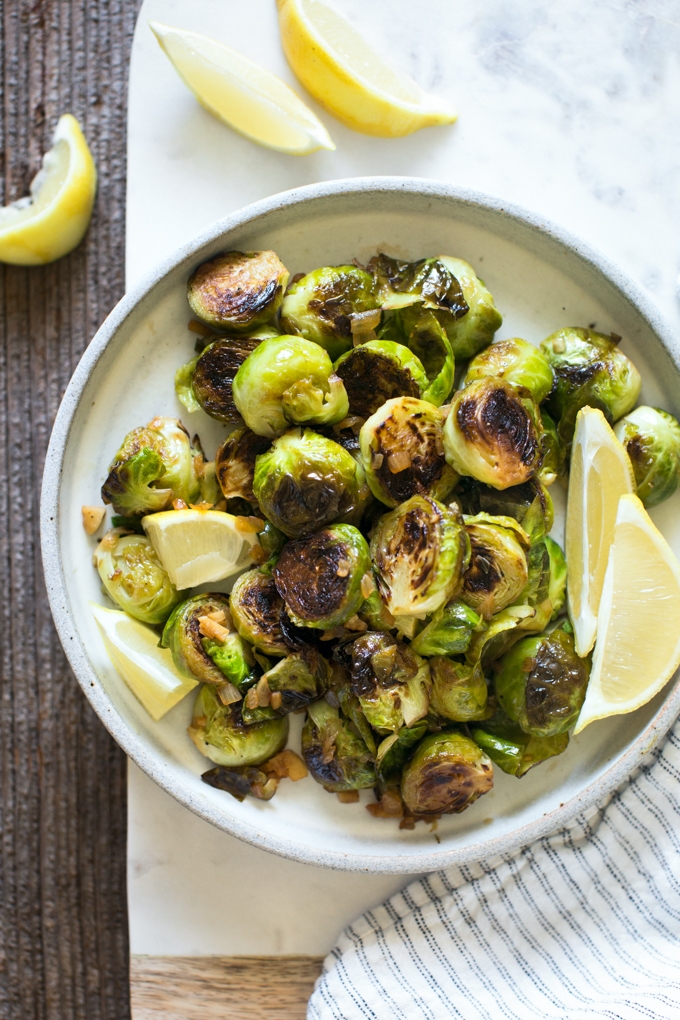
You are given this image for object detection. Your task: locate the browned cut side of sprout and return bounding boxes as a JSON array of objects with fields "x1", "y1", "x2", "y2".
[
  {"x1": 191, "y1": 336, "x2": 263, "y2": 423},
  {"x1": 187, "y1": 250, "x2": 289, "y2": 332}
]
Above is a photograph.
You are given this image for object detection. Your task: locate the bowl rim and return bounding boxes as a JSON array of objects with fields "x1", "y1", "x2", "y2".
[{"x1": 41, "y1": 175, "x2": 680, "y2": 874}]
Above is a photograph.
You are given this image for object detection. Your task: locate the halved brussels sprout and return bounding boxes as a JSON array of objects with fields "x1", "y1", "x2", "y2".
[
  {"x1": 187, "y1": 250, "x2": 289, "y2": 332},
  {"x1": 429, "y1": 657, "x2": 488, "y2": 722},
  {"x1": 359, "y1": 397, "x2": 457, "y2": 508},
  {"x1": 494, "y1": 624, "x2": 589, "y2": 737},
  {"x1": 370, "y1": 496, "x2": 470, "y2": 617},
  {"x1": 369, "y1": 253, "x2": 468, "y2": 317},
  {"x1": 189, "y1": 684, "x2": 288, "y2": 767},
  {"x1": 455, "y1": 475, "x2": 554, "y2": 543},
  {"x1": 280, "y1": 265, "x2": 380, "y2": 361},
  {"x1": 94, "y1": 530, "x2": 181, "y2": 625},
  {"x1": 464, "y1": 337, "x2": 554, "y2": 405},
  {"x1": 301, "y1": 698, "x2": 376, "y2": 792},
  {"x1": 400, "y1": 732, "x2": 493, "y2": 816},
  {"x1": 410, "y1": 600, "x2": 483, "y2": 657},
  {"x1": 461, "y1": 513, "x2": 530, "y2": 617},
  {"x1": 232, "y1": 335, "x2": 349, "y2": 438},
  {"x1": 215, "y1": 427, "x2": 271, "y2": 504},
  {"x1": 436, "y1": 257, "x2": 503, "y2": 360},
  {"x1": 161, "y1": 593, "x2": 255, "y2": 686},
  {"x1": 545, "y1": 536, "x2": 567, "y2": 620},
  {"x1": 253, "y1": 428, "x2": 369, "y2": 538},
  {"x1": 538, "y1": 409, "x2": 565, "y2": 486},
  {"x1": 443, "y1": 378, "x2": 544, "y2": 490},
  {"x1": 229, "y1": 568, "x2": 289, "y2": 656},
  {"x1": 242, "y1": 649, "x2": 331, "y2": 722},
  {"x1": 397, "y1": 307, "x2": 455, "y2": 407},
  {"x1": 333, "y1": 339, "x2": 429, "y2": 418},
  {"x1": 348, "y1": 632, "x2": 430, "y2": 733},
  {"x1": 614, "y1": 405, "x2": 680, "y2": 507},
  {"x1": 471, "y1": 708, "x2": 569, "y2": 777},
  {"x1": 274, "y1": 524, "x2": 371, "y2": 629},
  {"x1": 101, "y1": 416, "x2": 201, "y2": 516},
  {"x1": 541, "y1": 327, "x2": 642, "y2": 446},
  {"x1": 176, "y1": 330, "x2": 278, "y2": 423}
]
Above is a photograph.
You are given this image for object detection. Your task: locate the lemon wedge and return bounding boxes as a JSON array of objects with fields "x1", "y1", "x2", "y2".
[
  {"x1": 91, "y1": 603, "x2": 197, "y2": 721},
  {"x1": 566, "y1": 406, "x2": 635, "y2": 657},
  {"x1": 277, "y1": 0, "x2": 456, "y2": 137},
  {"x1": 142, "y1": 509, "x2": 261, "y2": 590},
  {"x1": 0, "y1": 114, "x2": 96, "y2": 265},
  {"x1": 574, "y1": 494, "x2": 680, "y2": 733},
  {"x1": 150, "y1": 21, "x2": 335, "y2": 155}
]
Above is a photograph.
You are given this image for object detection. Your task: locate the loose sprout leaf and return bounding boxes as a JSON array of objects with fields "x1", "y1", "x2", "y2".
[
  {"x1": 410, "y1": 600, "x2": 484, "y2": 657},
  {"x1": 369, "y1": 254, "x2": 468, "y2": 317},
  {"x1": 175, "y1": 356, "x2": 201, "y2": 413},
  {"x1": 471, "y1": 708, "x2": 569, "y2": 777}
]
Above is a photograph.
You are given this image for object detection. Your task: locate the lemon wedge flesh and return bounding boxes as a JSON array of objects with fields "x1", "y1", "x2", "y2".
[
  {"x1": 277, "y1": 0, "x2": 456, "y2": 137},
  {"x1": 0, "y1": 114, "x2": 96, "y2": 266},
  {"x1": 574, "y1": 494, "x2": 680, "y2": 733},
  {"x1": 143, "y1": 509, "x2": 260, "y2": 590},
  {"x1": 91, "y1": 603, "x2": 197, "y2": 721},
  {"x1": 150, "y1": 21, "x2": 334, "y2": 155},
  {"x1": 566, "y1": 406, "x2": 635, "y2": 657}
]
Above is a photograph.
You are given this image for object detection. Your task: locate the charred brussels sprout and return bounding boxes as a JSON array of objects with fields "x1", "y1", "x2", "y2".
[
  {"x1": 614, "y1": 406, "x2": 680, "y2": 507},
  {"x1": 161, "y1": 593, "x2": 255, "y2": 686},
  {"x1": 232, "y1": 335, "x2": 349, "y2": 438},
  {"x1": 455, "y1": 476, "x2": 554, "y2": 543},
  {"x1": 461, "y1": 513, "x2": 530, "y2": 617},
  {"x1": 444, "y1": 379, "x2": 544, "y2": 490},
  {"x1": 464, "y1": 337, "x2": 554, "y2": 405},
  {"x1": 494, "y1": 625, "x2": 589, "y2": 737},
  {"x1": 471, "y1": 708, "x2": 569, "y2": 777},
  {"x1": 101, "y1": 416, "x2": 201, "y2": 515},
  {"x1": 302, "y1": 699, "x2": 376, "y2": 792},
  {"x1": 396, "y1": 307, "x2": 455, "y2": 407},
  {"x1": 274, "y1": 524, "x2": 371, "y2": 629},
  {"x1": 538, "y1": 409, "x2": 565, "y2": 486},
  {"x1": 436, "y1": 257, "x2": 503, "y2": 359},
  {"x1": 371, "y1": 496, "x2": 470, "y2": 617},
  {"x1": 369, "y1": 253, "x2": 468, "y2": 317},
  {"x1": 243, "y1": 649, "x2": 331, "y2": 722},
  {"x1": 280, "y1": 265, "x2": 380, "y2": 361},
  {"x1": 253, "y1": 428, "x2": 369, "y2": 538},
  {"x1": 541, "y1": 328, "x2": 641, "y2": 446},
  {"x1": 348, "y1": 632, "x2": 430, "y2": 732},
  {"x1": 333, "y1": 339, "x2": 429, "y2": 418},
  {"x1": 410, "y1": 600, "x2": 483, "y2": 657},
  {"x1": 201, "y1": 764, "x2": 277, "y2": 802},
  {"x1": 189, "y1": 684, "x2": 288, "y2": 767},
  {"x1": 359, "y1": 397, "x2": 457, "y2": 508},
  {"x1": 176, "y1": 329, "x2": 278, "y2": 423},
  {"x1": 94, "y1": 530, "x2": 181, "y2": 625},
  {"x1": 429, "y1": 657, "x2": 488, "y2": 722},
  {"x1": 187, "y1": 250, "x2": 289, "y2": 332},
  {"x1": 215, "y1": 427, "x2": 271, "y2": 504},
  {"x1": 401, "y1": 732, "x2": 493, "y2": 817},
  {"x1": 545, "y1": 537, "x2": 567, "y2": 620},
  {"x1": 229, "y1": 569, "x2": 289, "y2": 656}
]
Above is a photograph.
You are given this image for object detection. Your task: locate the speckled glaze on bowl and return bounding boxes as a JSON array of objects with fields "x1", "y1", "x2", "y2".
[{"x1": 41, "y1": 178, "x2": 680, "y2": 874}]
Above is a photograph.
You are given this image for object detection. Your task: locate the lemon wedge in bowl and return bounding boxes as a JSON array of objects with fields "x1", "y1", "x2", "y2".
[
  {"x1": 566, "y1": 406, "x2": 635, "y2": 657},
  {"x1": 142, "y1": 509, "x2": 261, "y2": 590},
  {"x1": 277, "y1": 0, "x2": 456, "y2": 137},
  {"x1": 0, "y1": 114, "x2": 97, "y2": 265},
  {"x1": 574, "y1": 494, "x2": 680, "y2": 733},
  {"x1": 149, "y1": 21, "x2": 335, "y2": 155},
  {"x1": 91, "y1": 603, "x2": 197, "y2": 721}
]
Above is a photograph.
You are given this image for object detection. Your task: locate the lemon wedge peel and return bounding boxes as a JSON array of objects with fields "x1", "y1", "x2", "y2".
[
  {"x1": 566, "y1": 406, "x2": 635, "y2": 658},
  {"x1": 149, "y1": 21, "x2": 335, "y2": 156},
  {"x1": 0, "y1": 114, "x2": 97, "y2": 266},
  {"x1": 91, "y1": 603, "x2": 197, "y2": 721},
  {"x1": 277, "y1": 0, "x2": 456, "y2": 137},
  {"x1": 573, "y1": 494, "x2": 680, "y2": 734},
  {"x1": 142, "y1": 509, "x2": 260, "y2": 590}
]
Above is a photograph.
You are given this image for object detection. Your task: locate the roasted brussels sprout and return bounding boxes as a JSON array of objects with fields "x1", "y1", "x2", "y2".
[
  {"x1": 545, "y1": 536, "x2": 567, "y2": 620},
  {"x1": 538, "y1": 409, "x2": 565, "y2": 486},
  {"x1": 187, "y1": 250, "x2": 289, "y2": 332},
  {"x1": 215, "y1": 427, "x2": 271, "y2": 504},
  {"x1": 357, "y1": 588, "x2": 395, "y2": 631},
  {"x1": 229, "y1": 568, "x2": 289, "y2": 656},
  {"x1": 455, "y1": 475, "x2": 554, "y2": 543},
  {"x1": 471, "y1": 708, "x2": 569, "y2": 777},
  {"x1": 466, "y1": 604, "x2": 537, "y2": 669},
  {"x1": 614, "y1": 405, "x2": 680, "y2": 507},
  {"x1": 443, "y1": 378, "x2": 544, "y2": 490},
  {"x1": 494, "y1": 624, "x2": 589, "y2": 737},
  {"x1": 253, "y1": 428, "x2": 370, "y2": 538},
  {"x1": 94, "y1": 529, "x2": 181, "y2": 625},
  {"x1": 401, "y1": 732, "x2": 493, "y2": 817},
  {"x1": 410, "y1": 599, "x2": 483, "y2": 657},
  {"x1": 429, "y1": 657, "x2": 488, "y2": 722},
  {"x1": 461, "y1": 513, "x2": 530, "y2": 617},
  {"x1": 541, "y1": 328, "x2": 641, "y2": 446},
  {"x1": 436, "y1": 257, "x2": 503, "y2": 359},
  {"x1": 189, "y1": 684, "x2": 288, "y2": 767},
  {"x1": 348, "y1": 632, "x2": 430, "y2": 732},
  {"x1": 161, "y1": 593, "x2": 255, "y2": 686},
  {"x1": 280, "y1": 265, "x2": 380, "y2": 361},
  {"x1": 333, "y1": 339, "x2": 429, "y2": 418},
  {"x1": 232, "y1": 335, "x2": 349, "y2": 438},
  {"x1": 359, "y1": 397, "x2": 457, "y2": 508},
  {"x1": 397, "y1": 306, "x2": 455, "y2": 407},
  {"x1": 302, "y1": 698, "x2": 376, "y2": 792},
  {"x1": 242, "y1": 649, "x2": 331, "y2": 722},
  {"x1": 374, "y1": 722, "x2": 427, "y2": 802},
  {"x1": 274, "y1": 524, "x2": 371, "y2": 629},
  {"x1": 464, "y1": 337, "x2": 554, "y2": 405},
  {"x1": 369, "y1": 253, "x2": 468, "y2": 317},
  {"x1": 370, "y1": 496, "x2": 471, "y2": 617},
  {"x1": 101, "y1": 416, "x2": 201, "y2": 515}
]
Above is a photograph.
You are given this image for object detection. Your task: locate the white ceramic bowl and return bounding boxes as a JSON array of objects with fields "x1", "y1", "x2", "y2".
[{"x1": 41, "y1": 178, "x2": 680, "y2": 873}]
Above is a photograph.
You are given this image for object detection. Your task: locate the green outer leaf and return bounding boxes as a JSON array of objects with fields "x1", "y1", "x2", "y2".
[{"x1": 174, "y1": 356, "x2": 201, "y2": 413}]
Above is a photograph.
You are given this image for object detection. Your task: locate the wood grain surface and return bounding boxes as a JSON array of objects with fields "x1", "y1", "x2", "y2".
[
  {"x1": 130, "y1": 957, "x2": 324, "y2": 1020},
  {"x1": 0, "y1": 2, "x2": 140, "y2": 1017}
]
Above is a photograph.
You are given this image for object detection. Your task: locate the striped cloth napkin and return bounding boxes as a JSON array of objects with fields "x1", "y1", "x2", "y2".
[{"x1": 308, "y1": 720, "x2": 680, "y2": 1019}]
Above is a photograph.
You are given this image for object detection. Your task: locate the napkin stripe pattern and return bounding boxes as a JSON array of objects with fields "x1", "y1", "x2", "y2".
[{"x1": 308, "y1": 722, "x2": 680, "y2": 1019}]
